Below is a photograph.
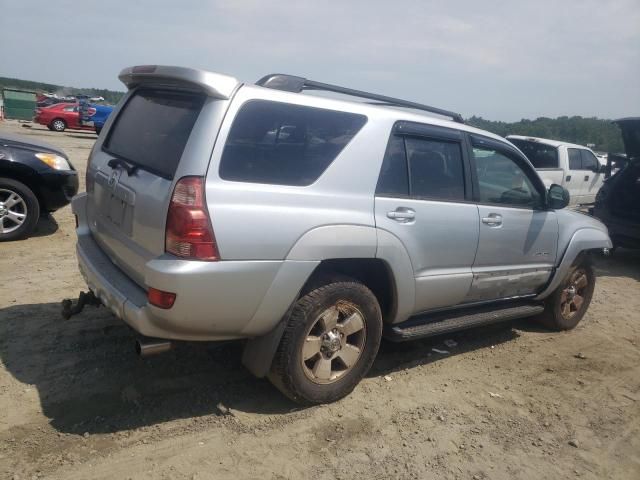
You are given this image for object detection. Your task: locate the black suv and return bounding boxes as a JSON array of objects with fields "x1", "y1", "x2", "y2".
[{"x1": 593, "y1": 118, "x2": 640, "y2": 250}]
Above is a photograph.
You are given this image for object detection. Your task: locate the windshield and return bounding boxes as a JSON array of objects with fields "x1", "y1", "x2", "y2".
[{"x1": 509, "y1": 139, "x2": 559, "y2": 169}]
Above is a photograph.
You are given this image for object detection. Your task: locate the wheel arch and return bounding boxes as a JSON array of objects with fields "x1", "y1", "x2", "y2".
[
  {"x1": 0, "y1": 163, "x2": 44, "y2": 210},
  {"x1": 536, "y1": 227, "x2": 612, "y2": 300},
  {"x1": 242, "y1": 224, "x2": 415, "y2": 379}
]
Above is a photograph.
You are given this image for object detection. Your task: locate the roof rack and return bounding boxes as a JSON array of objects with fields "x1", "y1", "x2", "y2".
[{"x1": 255, "y1": 74, "x2": 465, "y2": 124}]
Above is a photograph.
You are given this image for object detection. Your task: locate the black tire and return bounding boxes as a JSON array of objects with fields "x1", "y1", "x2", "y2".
[
  {"x1": 50, "y1": 118, "x2": 66, "y2": 132},
  {"x1": 95, "y1": 126, "x2": 102, "y2": 135},
  {"x1": 47, "y1": 125, "x2": 54, "y2": 131},
  {"x1": 0, "y1": 177, "x2": 40, "y2": 241},
  {"x1": 268, "y1": 279, "x2": 382, "y2": 405},
  {"x1": 538, "y1": 258, "x2": 595, "y2": 331}
]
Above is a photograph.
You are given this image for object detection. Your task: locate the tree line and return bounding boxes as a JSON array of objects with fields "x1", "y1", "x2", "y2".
[
  {"x1": 0, "y1": 77, "x2": 125, "y2": 105},
  {"x1": 467, "y1": 116, "x2": 624, "y2": 153}
]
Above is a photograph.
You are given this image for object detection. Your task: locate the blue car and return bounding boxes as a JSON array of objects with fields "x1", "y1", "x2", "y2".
[{"x1": 78, "y1": 96, "x2": 114, "y2": 135}]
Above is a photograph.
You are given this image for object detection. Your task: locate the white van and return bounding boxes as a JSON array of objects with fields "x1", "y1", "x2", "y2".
[{"x1": 507, "y1": 136, "x2": 605, "y2": 206}]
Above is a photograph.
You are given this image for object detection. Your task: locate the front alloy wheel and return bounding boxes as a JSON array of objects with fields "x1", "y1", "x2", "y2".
[
  {"x1": 0, "y1": 189, "x2": 27, "y2": 234},
  {"x1": 559, "y1": 268, "x2": 589, "y2": 320},
  {"x1": 538, "y1": 258, "x2": 595, "y2": 330},
  {"x1": 51, "y1": 119, "x2": 66, "y2": 132},
  {"x1": 0, "y1": 178, "x2": 40, "y2": 241}
]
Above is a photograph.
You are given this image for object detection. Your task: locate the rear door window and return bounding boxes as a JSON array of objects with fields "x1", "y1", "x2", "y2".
[
  {"x1": 376, "y1": 135, "x2": 409, "y2": 196},
  {"x1": 376, "y1": 134, "x2": 465, "y2": 201},
  {"x1": 104, "y1": 89, "x2": 205, "y2": 179},
  {"x1": 405, "y1": 137, "x2": 465, "y2": 200},
  {"x1": 219, "y1": 100, "x2": 367, "y2": 186}
]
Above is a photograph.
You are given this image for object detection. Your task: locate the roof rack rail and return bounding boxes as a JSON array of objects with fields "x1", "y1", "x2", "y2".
[{"x1": 255, "y1": 74, "x2": 465, "y2": 124}]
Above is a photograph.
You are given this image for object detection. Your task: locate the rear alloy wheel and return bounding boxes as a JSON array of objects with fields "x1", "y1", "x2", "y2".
[
  {"x1": 269, "y1": 279, "x2": 382, "y2": 404},
  {"x1": 538, "y1": 259, "x2": 595, "y2": 330},
  {"x1": 50, "y1": 119, "x2": 66, "y2": 132},
  {"x1": 0, "y1": 178, "x2": 40, "y2": 241}
]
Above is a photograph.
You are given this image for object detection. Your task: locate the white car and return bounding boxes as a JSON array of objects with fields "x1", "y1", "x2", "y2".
[{"x1": 507, "y1": 135, "x2": 605, "y2": 206}]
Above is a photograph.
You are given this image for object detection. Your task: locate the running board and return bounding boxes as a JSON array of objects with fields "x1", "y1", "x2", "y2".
[{"x1": 384, "y1": 302, "x2": 545, "y2": 342}]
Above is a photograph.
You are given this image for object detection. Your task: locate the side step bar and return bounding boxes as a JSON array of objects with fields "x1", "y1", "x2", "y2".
[{"x1": 384, "y1": 302, "x2": 545, "y2": 342}]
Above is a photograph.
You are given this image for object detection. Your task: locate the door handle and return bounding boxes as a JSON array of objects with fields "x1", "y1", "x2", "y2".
[
  {"x1": 584, "y1": 175, "x2": 589, "y2": 181},
  {"x1": 387, "y1": 208, "x2": 415, "y2": 222},
  {"x1": 481, "y1": 213, "x2": 502, "y2": 226}
]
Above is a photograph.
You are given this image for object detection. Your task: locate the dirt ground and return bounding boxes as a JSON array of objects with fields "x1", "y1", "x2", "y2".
[{"x1": 0, "y1": 119, "x2": 639, "y2": 480}]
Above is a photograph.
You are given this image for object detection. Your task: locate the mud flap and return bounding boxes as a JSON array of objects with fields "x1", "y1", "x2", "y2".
[{"x1": 241, "y1": 318, "x2": 288, "y2": 378}]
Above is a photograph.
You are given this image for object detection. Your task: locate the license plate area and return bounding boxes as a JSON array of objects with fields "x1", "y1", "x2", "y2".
[{"x1": 94, "y1": 171, "x2": 136, "y2": 236}]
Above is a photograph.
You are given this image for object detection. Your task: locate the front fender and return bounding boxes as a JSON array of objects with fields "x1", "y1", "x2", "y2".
[{"x1": 536, "y1": 227, "x2": 612, "y2": 299}]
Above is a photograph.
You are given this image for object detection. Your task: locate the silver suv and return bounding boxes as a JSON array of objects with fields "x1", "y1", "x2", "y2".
[{"x1": 69, "y1": 65, "x2": 611, "y2": 404}]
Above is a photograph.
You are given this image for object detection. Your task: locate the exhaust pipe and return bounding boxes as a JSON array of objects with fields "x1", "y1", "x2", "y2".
[{"x1": 136, "y1": 337, "x2": 173, "y2": 357}]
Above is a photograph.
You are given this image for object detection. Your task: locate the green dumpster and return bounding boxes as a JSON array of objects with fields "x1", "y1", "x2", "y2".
[{"x1": 3, "y1": 89, "x2": 36, "y2": 121}]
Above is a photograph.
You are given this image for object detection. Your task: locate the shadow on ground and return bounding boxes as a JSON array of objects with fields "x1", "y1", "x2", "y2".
[
  {"x1": 1, "y1": 301, "x2": 523, "y2": 435},
  {"x1": 32, "y1": 214, "x2": 59, "y2": 237},
  {"x1": 592, "y1": 247, "x2": 640, "y2": 281},
  {"x1": 65, "y1": 133, "x2": 98, "y2": 140},
  {"x1": 1, "y1": 246, "x2": 636, "y2": 435}
]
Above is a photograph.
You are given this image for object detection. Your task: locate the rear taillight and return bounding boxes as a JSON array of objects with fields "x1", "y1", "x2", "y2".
[{"x1": 165, "y1": 176, "x2": 219, "y2": 261}]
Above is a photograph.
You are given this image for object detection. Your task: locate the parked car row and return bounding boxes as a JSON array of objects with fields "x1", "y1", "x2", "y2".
[{"x1": 33, "y1": 101, "x2": 113, "y2": 134}]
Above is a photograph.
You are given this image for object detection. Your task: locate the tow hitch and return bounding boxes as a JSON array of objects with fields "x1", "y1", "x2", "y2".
[{"x1": 61, "y1": 291, "x2": 102, "y2": 320}]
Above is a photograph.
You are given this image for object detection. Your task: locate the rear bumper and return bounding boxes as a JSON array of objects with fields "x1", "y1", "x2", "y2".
[{"x1": 72, "y1": 194, "x2": 317, "y2": 341}]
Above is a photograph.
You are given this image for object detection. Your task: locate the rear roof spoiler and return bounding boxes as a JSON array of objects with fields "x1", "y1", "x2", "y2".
[{"x1": 119, "y1": 65, "x2": 240, "y2": 99}]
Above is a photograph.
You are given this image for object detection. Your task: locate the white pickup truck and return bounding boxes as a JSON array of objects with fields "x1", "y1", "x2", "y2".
[{"x1": 507, "y1": 135, "x2": 605, "y2": 206}]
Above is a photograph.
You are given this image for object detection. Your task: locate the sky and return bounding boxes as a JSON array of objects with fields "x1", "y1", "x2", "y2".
[{"x1": 1, "y1": 0, "x2": 638, "y2": 121}]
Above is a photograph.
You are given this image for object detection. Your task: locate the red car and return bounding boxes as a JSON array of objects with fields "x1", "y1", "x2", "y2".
[{"x1": 33, "y1": 103, "x2": 94, "y2": 133}]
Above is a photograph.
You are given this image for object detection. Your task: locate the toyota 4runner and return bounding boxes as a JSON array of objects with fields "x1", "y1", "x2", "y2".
[{"x1": 68, "y1": 65, "x2": 612, "y2": 404}]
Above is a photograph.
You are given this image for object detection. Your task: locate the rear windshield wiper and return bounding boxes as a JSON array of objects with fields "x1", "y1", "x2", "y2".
[{"x1": 108, "y1": 158, "x2": 138, "y2": 176}]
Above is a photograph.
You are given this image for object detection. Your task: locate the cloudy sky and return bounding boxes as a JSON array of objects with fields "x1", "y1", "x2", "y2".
[{"x1": 1, "y1": 0, "x2": 638, "y2": 121}]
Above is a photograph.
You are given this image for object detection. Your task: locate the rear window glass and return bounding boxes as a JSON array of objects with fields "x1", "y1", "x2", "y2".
[
  {"x1": 219, "y1": 100, "x2": 367, "y2": 186},
  {"x1": 104, "y1": 89, "x2": 205, "y2": 178},
  {"x1": 509, "y1": 139, "x2": 559, "y2": 169}
]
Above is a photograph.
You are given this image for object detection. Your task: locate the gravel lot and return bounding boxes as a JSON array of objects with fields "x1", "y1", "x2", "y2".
[{"x1": 1, "y1": 119, "x2": 639, "y2": 479}]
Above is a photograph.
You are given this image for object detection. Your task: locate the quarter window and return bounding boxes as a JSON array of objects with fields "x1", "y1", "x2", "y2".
[
  {"x1": 472, "y1": 147, "x2": 543, "y2": 208},
  {"x1": 219, "y1": 100, "x2": 367, "y2": 186}
]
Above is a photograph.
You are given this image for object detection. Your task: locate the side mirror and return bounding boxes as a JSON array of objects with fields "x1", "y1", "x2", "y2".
[
  {"x1": 547, "y1": 184, "x2": 570, "y2": 209},
  {"x1": 593, "y1": 164, "x2": 604, "y2": 174}
]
